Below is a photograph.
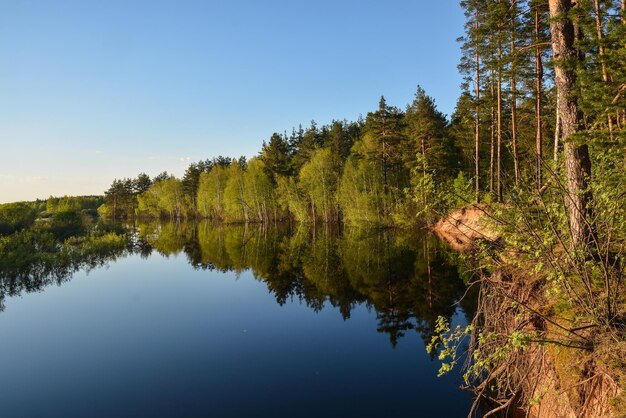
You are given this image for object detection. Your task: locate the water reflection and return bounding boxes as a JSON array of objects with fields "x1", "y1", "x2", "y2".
[
  {"x1": 0, "y1": 231, "x2": 128, "y2": 311},
  {"x1": 1, "y1": 221, "x2": 473, "y2": 349}
]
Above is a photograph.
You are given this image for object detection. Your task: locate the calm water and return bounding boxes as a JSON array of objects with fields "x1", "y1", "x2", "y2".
[{"x1": 0, "y1": 222, "x2": 476, "y2": 417}]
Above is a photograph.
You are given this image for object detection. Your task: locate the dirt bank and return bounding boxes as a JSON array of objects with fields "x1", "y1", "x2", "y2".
[{"x1": 431, "y1": 205, "x2": 500, "y2": 252}]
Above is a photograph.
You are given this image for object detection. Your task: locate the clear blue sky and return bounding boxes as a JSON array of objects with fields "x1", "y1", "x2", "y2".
[{"x1": 0, "y1": 0, "x2": 465, "y2": 203}]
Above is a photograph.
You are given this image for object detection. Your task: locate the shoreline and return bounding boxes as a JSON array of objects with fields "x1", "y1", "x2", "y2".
[{"x1": 432, "y1": 206, "x2": 623, "y2": 417}]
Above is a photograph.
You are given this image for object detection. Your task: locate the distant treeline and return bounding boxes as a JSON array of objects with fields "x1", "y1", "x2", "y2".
[
  {"x1": 101, "y1": 91, "x2": 472, "y2": 227},
  {"x1": 0, "y1": 196, "x2": 104, "y2": 236}
]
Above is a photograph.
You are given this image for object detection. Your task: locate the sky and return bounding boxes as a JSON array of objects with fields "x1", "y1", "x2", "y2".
[{"x1": 0, "y1": 0, "x2": 465, "y2": 203}]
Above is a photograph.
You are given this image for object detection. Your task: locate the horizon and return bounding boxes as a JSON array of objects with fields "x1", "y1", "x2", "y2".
[{"x1": 0, "y1": 1, "x2": 464, "y2": 203}]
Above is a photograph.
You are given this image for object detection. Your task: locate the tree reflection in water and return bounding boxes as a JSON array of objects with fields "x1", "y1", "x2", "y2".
[{"x1": 0, "y1": 220, "x2": 475, "y2": 349}]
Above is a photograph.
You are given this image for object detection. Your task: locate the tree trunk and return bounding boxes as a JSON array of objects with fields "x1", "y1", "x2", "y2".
[
  {"x1": 511, "y1": 71, "x2": 519, "y2": 186},
  {"x1": 382, "y1": 138, "x2": 388, "y2": 197},
  {"x1": 549, "y1": 0, "x2": 594, "y2": 247},
  {"x1": 554, "y1": 94, "x2": 561, "y2": 166},
  {"x1": 594, "y1": 0, "x2": 614, "y2": 140},
  {"x1": 497, "y1": 41, "x2": 503, "y2": 203},
  {"x1": 421, "y1": 137, "x2": 427, "y2": 178},
  {"x1": 475, "y1": 10, "x2": 481, "y2": 204},
  {"x1": 490, "y1": 70, "x2": 495, "y2": 195},
  {"x1": 535, "y1": 6, "x2": 544, "y2": 189},
  {"x1": 421, "y1": 137, "x2": 428, "y2": 206},
  {"x1": 511, "y1": 0, "x2": 520, "y2": 186}
]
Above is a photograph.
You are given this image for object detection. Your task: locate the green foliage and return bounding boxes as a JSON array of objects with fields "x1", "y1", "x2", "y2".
[
  {"x1": 427, "y1": 315, "x2": 535, "y2": 384},
  {"x1": 197, "y1": 165, "x2": 229, "y2": 220},
  {"x1": 219, "y1": 158, "x2": 280, "y2": 223},
  {"x1": 276, "y1": 176, "x2": 309, "y2": 223},
  {"x1": 405, "y1": 86, "x2": 458, "y2": 180},
  {"x1": 240, "y1": 158, "x2": 278, "y2": 222},
  {"x1": 411, "y1": 164, "x2": 438, "y2": 221},
  {"x1": 137, "y1": 176, "x2": 187, "y2": 219},
  {"x1": 482, "y1": 134, "x2": 626, "y2": 326},
  {"x1": 324, "y1": 120, "x2": 357, "y2": 162},
  {"x1": 104, "y1": 178, "x2": 135, "y2": 219},
  {"x1": 574, "y1": 0, "x2": 626, "y2": 135},
  {"x1": 426, "y1": 317, "x2": 473, "y2": 377},
  {"x1": 0, "y1": 202, "x2": 38, "y2": 235},
  {"x1": 181, "y1": 162, "x2": 206, "y2": 208},
  {"x1": 362, "y1": 97, "x2": 408, "y2": 195},
  {"x1": 451, "y1": 171, "x2": 474, "y2": 208},
  {"x1": 223, "y1": 162, "x2": 248, "y2": 222},
  {"x1": 289, "y1": 122, "x2": 323, "y2": 173},
  {"x1": 50, "y1": 210, "x2": 88, "y2": 240},
  {"x1": 97, "y1": 202, "x2": 112, "y2": 218},
  {"x1": 261, "y1": 132, "x2": 292, "y2": 181},
  {"x1": 338, "y1": 154, "x2": 386, "y2": 225},
  {"x1": 57, "y1": 196, "x2": 82, "y2": 213},
  {"x1": 299, "y1": 148, "x2": 340, "y2": 223}
]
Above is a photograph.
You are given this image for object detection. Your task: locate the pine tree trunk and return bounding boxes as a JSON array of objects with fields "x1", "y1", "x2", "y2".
[
  {"x1": 549, "y1": 0, "x2": 594, "y2": 248},
  {"x1": 511, "y1": 0, "x2": 520, "y2": 186},
  {"x1": 535, "y1": 6, "x2": 544, "y2": 189},
  {"x1": 497, "y1": 41, "x2": 503, "y2": 203},
  {"x1": 554, "y1": 94, "x2": 561, "y2": 166},
  {"x1": 511, "y1": 73, "x2": 519, "y2": 186},
  {"x1": 594, "y1": 0, "x2": 614, "y2": 140},
  {"x1": 382, "y1": 139, "x2": 387, "y2": 196},
  {"x1": 421, "y1": 137, "x2": 428, "y2": 206},
  {"x1": 490, "y1": 70, "x2": 495, "y2": 195},
  {"x1": 475, "y1": 10, "x2": 481, "y2": 204},
  {"x1": 421, "y1": 138, "x2": 427, "y2": 178}
]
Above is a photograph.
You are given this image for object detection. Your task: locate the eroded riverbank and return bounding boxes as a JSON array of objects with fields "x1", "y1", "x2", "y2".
[{"x1": 432, "y1": 206, "x2": 624, "y2": 417}]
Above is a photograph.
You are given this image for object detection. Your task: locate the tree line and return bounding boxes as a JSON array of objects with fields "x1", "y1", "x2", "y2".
[{"x1": 101, "y1": 91, "x2": 465, "y2": 226}]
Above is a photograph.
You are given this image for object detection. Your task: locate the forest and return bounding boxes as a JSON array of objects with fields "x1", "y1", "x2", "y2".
[{"x1": 98, "y1": 92, "x2": 462, "y2": 226}]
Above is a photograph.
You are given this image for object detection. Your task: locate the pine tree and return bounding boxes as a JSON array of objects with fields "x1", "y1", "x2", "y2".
[
  {"x1": 182, "y1": 162, "x2": 205, "y2": 212},
  {"x1": 405, "y1": 86, "x2": 457, "y2": 181},
  {"x1": 289, "y1": 121, "x2": 322, "y2": 173},
  {"x1": 324, "y1": 120, "x2": 356, "y2": 162},
  {"x1": 133, "y1": 173, "x2": 152, "y2": 195},
  {"x1": 260, "y1": 132, "x2": 292, "y2": 181},
  {"x1": 363, "y1": 96, "x2": 406, "y2": 199}
]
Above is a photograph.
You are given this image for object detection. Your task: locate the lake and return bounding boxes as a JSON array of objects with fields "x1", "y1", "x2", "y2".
[{"x1": 0, "y1": 222, "x2": 476, "y2": 417}]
